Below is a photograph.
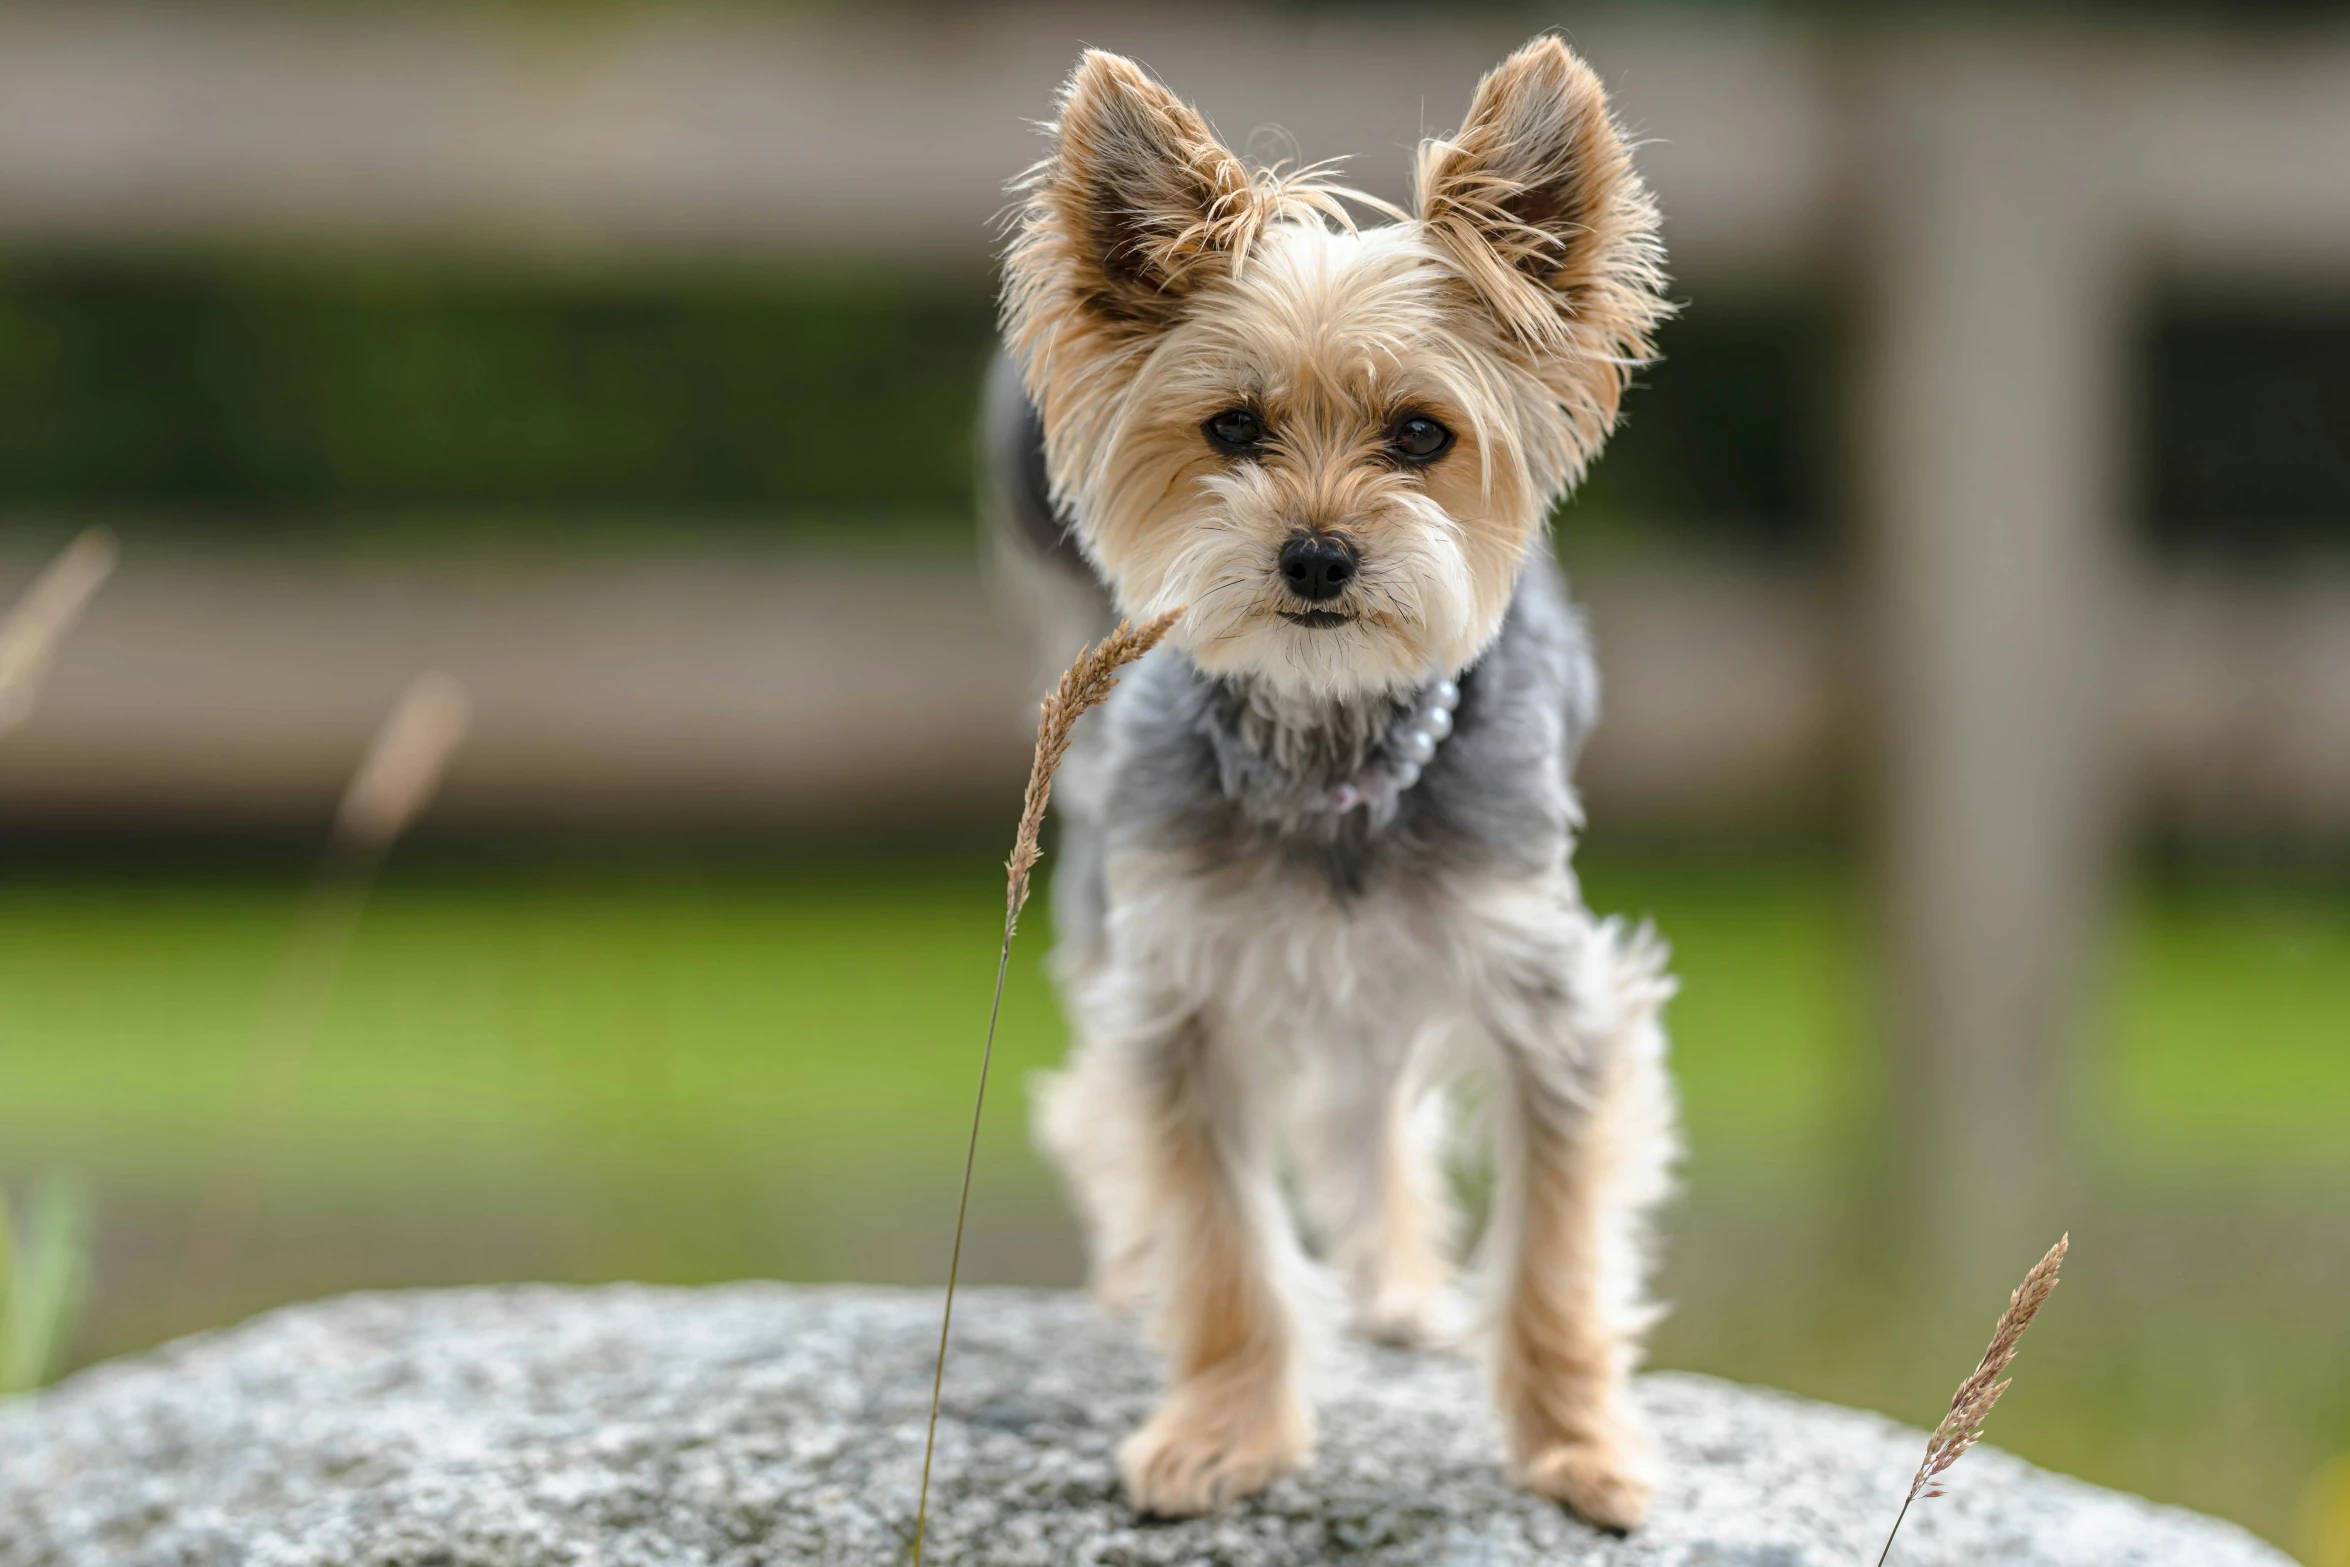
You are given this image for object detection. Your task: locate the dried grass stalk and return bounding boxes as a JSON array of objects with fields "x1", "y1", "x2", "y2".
[
  {"x1": 913, "y1": 606, "x2": 1180, "y2": 1567},
  {"x1": 1875, "y1": 1234, "x2": 2069, "y2": 1566},
  {"x1": 175, "y1": 672, "x2": 474, "y2": 1311},
  {"x1": 0, "y1": 1178, "x2": 93, "y2": 1396},
  {"x1": 336, "y1": 672, "x2": 474, "y2": 847},
  {"x1": 1002, "y1": 608, "x2": 1181, "y2": 925},
  {"x1": 0, "y1": 528, "x2": 119, "y2": 737}
]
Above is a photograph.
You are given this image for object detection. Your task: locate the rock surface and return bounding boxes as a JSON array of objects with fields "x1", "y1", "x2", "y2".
[{"x1": 0, "y1": 1284, "x2": 2292, "y2": 1567}]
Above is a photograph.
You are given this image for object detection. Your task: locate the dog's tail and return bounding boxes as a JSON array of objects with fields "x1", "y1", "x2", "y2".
[{"x1": 977, "y1": 349, "x2": 1117, "y2": 693}]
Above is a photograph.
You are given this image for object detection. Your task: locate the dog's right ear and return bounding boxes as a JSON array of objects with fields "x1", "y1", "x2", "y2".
[{"x1": 1014, "y1": 51, "x2": 1257, "y2": 333}]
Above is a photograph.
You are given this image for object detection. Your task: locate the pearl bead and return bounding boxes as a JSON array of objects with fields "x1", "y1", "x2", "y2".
[{"x1": 1319, "y1": 673, "x2": 1464, "y2": 812}]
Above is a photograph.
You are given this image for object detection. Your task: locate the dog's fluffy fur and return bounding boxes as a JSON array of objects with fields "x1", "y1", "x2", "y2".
[{"x1": 988, "y1": 36, "x2": 1681, "y2": 1530}]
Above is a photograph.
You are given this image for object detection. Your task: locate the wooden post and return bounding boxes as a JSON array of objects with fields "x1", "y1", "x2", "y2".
[{"x1": 1852, "y1": 35, "x2": 2126, "y2": 1292}]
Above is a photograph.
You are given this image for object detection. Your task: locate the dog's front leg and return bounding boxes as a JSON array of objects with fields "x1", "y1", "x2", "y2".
[
  {"x1": 1473, "y1": 901, "x2": 1676, "y2": 1532},
  {"x1": 1111, "y1": 1007, "x2": 1312, "y2": 1516}
]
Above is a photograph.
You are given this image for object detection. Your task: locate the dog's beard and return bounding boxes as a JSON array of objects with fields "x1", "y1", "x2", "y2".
[{"x1": 1123, "y1": 490, "x2": 1483, "y2": 706}]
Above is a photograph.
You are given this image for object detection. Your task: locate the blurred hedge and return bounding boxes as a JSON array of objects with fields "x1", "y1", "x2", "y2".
[
  {"x1": 0, "y1": 253, "x2": 1833, "y2": 548},
  {"x1": 0, "y1": 257, "x2": 999, "y2": 530},
  {"x1": 0, "y1": 251, "x2": 2336, "y2": 557},
  {"x1": 2146, "y1": 302, "x2": 2350, "y2": 557}
]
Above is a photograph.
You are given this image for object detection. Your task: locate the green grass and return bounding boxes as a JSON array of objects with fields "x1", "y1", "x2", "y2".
[
  {"x1": 0, "y1": 848, "x2": 2344, "y2": 1555},
  {"x1": 0, "y1": 852, "x2": 1887, "y2": 1188},
  {"x1": 2101, "y1": 878, "x2": 2350, "y2": 1177},
  {"x1": 0, "y1": 865, "x2": 1063, "y2": 1176}
]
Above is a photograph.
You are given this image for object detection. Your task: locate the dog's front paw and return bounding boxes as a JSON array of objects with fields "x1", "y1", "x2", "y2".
[
  {"x1": 1119, "y1": 1381, "x2": 1310, "y2": 1517},
  {"x1": 1515, "y1": 1439, "x2": 1655, "y2": 1532}
]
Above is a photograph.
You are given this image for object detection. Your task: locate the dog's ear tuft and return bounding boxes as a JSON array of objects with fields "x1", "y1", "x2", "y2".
[
  {"x1": 1415, "y1": 36, "x2": 1667, "y2": 359},
  {"x1": 1021, "y1": 51, "x2": 1257, "y2": 328}
]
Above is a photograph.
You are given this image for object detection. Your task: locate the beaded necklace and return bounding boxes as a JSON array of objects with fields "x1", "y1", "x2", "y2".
[{"x1": 1324, "y1": 676, "x2": 1461, "y2": 817}]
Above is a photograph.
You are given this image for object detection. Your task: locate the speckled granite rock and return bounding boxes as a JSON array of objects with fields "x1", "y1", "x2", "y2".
[{"x1": 0, "y1": 1284, "x2": 2292, "y2": 1566}]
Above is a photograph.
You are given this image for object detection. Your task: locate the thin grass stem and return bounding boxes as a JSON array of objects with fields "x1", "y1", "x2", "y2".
[
  {"x1": 171, "y1": 673, "x2": 471, "y2": 1316},
  {"x1": 1872, "y1": 1493, "x2": 1914, "y2": 1567},
  {"x1": 910, "y1": 931, "x2": 1014, "y2": 1567},
  {"x1": 910, "y1": 607, "x2": 1180, "y2": 1567}
]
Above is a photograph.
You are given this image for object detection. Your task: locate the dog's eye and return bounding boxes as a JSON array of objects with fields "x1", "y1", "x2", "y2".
[
  {"x1": 1389, "y1": 414, "x2": 1454, "y2": 463},
  {"x1": 1203, "y1": 407, "x2": 1267, "y2": 454}
]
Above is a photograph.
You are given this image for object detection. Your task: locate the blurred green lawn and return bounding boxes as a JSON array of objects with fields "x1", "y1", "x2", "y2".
[{"x1": 0, "y1": 848, "x2": 2344, "y2": 1555}]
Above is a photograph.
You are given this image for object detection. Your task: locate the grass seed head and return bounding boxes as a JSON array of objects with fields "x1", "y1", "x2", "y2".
[
  {"x1": 1875, "y1": 1234, "x2": 2069, "y2": 1565},
  {"x1": 336, "y1": 672, "x2": 473, "y2": 848},
  {"x1": 0, "y1": 528, "x2": 119, "y2": 738},
  {"x1": 1004, "y1": 607, "x2": 1181, "y2": 923}
]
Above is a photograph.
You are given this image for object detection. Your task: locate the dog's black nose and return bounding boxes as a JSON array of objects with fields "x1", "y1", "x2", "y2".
[{"x1": 1278, "y1": 534, "x2": 1359, "y2": 602}]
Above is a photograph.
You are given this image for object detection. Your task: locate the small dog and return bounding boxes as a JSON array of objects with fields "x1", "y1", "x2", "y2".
[{"x1": 985, "y1": 35, "x2": 1680, "y2": 1531}]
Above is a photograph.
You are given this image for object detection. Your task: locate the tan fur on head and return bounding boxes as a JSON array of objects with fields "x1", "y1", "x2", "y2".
[{"x1": 1001, "y1": 37, "x2": 1668, "y2": 705}]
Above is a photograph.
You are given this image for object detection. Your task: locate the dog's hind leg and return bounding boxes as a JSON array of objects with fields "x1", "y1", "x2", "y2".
[
  {"x1": 1470, "y1": 896, "x2": 1679, "y2": 1533},
  {"x1": 1294, "y1": 1024, "x2": 1460, "y2": 1348},
  {"x1": 1033, "y1": 1027, "x2": 1156, "y2": 1314},
  {"x1": 1095, "y1": 1004, "x2": 1313, "y2": 1517}
]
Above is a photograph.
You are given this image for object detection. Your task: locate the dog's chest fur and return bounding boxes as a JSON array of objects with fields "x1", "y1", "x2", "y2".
[{"x1": 1052, "y1": 547, "x2": 1600, "y2": 977}]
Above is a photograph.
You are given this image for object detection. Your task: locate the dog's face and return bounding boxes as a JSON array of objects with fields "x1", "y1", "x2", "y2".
[{"x1": 1003, "y1": 38, "x2": 1666, "y2": 704}]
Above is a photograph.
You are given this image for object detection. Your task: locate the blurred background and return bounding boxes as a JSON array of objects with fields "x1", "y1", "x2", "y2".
[{"x1": 0, "y1": 1, "x2": 2344, "y2": 1559}]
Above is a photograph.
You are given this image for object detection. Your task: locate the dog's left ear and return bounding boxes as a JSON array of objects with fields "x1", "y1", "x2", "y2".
[{"x1": 1416, "y1": 36, "x2": 1665, "y2": 357}]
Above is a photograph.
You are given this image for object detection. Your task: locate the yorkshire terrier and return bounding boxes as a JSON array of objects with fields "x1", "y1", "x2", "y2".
[{"x1": 982, "y1": 35, "x2": 1680, "y2": 1531}]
